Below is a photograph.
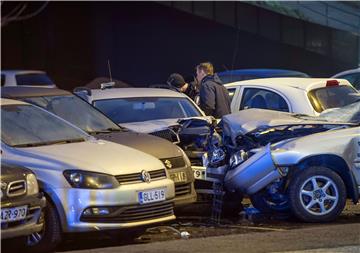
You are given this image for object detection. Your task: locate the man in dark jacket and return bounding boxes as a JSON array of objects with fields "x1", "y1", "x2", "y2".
[
  {"x1": 167, "y1": 73, "x2": 200, "y2": 104},
  {"x1": 196, "y1": 62, "x2": 231, "y2": 118}
]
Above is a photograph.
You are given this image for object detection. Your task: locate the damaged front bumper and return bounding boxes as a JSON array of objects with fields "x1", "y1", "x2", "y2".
[{"x1": 222, "y1": 144, "x2": 284, "y2": 195}]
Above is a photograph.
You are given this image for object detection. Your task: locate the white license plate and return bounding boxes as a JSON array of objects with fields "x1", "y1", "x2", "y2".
[
  {"x1": 170, "y1": 172, "x2": 187, "y2": 183},
  {"x1": 138, "y1": 189, "x2": 166, "y2": 204},
  {"x1": 1, "y1": 205, "x2": 27, "y2": 223},
  {"x1": 193, "y1": 166, "x2": 206, "y2": 180}
]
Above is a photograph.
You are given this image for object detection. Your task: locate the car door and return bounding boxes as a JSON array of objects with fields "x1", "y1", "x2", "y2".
[{"x1": 238, "y1": 86, "x2": 291, "y2": 112}]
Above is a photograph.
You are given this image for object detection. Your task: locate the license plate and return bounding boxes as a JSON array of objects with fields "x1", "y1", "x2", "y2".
[
  {"x1": 138, "y1": 189, "x2": 166, "y2": 204},
  {"x1": 170, "y1": 172, "x2": 187, "y2": 183},
  {"x1": 1, "y1": 205, "x2": 27, "y2": 223}
]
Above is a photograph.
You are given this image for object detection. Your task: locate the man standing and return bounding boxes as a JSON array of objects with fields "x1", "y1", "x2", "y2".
[
  {"x1": 167, "y1": 73, "x2": 200, "y2": 104},
  {"x1": 196, "y1": 62, "x2": 231, "y2": 118}
]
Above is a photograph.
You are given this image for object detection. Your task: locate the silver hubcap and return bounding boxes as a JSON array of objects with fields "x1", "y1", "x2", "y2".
[{"x1": 299, "y1": 175, "x2": 338, "y2": 216}]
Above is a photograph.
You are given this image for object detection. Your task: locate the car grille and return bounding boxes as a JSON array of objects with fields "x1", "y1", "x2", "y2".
[
  {"x1": 7, "y1": 180, "x2": 26, "y2": 197},
  {"x1": 150, "y1": 129, "x2": 179, "y2": 143},
  {"x1": 115, "y1": 169, "x2": 166, "y2": 184},
  {"x1": 80, "y1": 201, "x2": 174, "y2": 223},
  {"x1": 190, "y1": 157, "x2": 203, "y2": 166},
  {"x1": 175, "y1": 183, "x2": 192, "y2": 197},
  {"x1": 160, "y1": 157, "x2": 186, "y2": 169}
]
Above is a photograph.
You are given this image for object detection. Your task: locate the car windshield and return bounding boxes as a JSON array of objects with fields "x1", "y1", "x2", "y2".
[
  {"x1": 319, "y1": 100, "x2": 360, "y2": 123},
  {"x1": 307, "y1": 85, "x2": 359, "y2": 113},
  {"x1": 16, "y1": 73, "x2": 54, "y2": 86},
  {"x1": 23, "y1": 95, "x2": 122, "y2": 134},
  {"x1": 93, "y1": 97, "x2": 202, "y2": 124},
  {"x1": 1, "y1": 104, "x2": 88, "y2": 147}
]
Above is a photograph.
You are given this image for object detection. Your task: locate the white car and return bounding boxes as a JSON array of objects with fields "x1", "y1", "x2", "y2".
[
  {"x1": 332, "y1": 67, "x2": 360, "y2": 90},
  {"x1": 1, "y1": 70, "x2": 56, "y2": 87},
  {"x1": 225, "y1": 78, "x2": 359, "y2": 115},
  {"x1": 1, "y1": 98, "x2": 175, "y2": 252},
  {"x1": 75, "y1": 87, "x2": 211, "y2": 187}
]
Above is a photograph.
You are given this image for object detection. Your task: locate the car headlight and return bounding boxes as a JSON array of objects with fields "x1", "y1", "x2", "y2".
[
  {"x1": 63, "y1": 170, "x2": 120, "y2": 189},
  {"x1": 229, "y1": 150, "x2": 248, "y2": 168},
  {"x1": 26, "y1": 173, "x2": 39, "y2": 195},
  {"x1": 208, "y1": 146, "x2": 226, "y2": 167}
]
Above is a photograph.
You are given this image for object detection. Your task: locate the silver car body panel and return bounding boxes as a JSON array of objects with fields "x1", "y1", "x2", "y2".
[
  {"x1": 224, "y1": 145, "x2": 281, "y2": 195},
  {"x1": 221, "y1": 109, "x2": 355, "y2": 146}
]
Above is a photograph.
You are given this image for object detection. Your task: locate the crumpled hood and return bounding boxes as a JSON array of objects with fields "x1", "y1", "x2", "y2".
[
  {"x1": 221, "y1": 109, "x2": 353, "y2": 145},
  {"x1": 94, "y1": 131, "x2": 183, "y2": 159},
  {"x1": 12, "y1": 139, "x2": 165, "y2": 175},
  {"x1": 120, "y1": 119, "x2": 179, "y2": 133},
  {"x1": 120, "y1": 116, "x2": 213, "y2": 134}
]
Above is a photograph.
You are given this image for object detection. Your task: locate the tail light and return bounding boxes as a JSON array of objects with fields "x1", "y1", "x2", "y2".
[{"x1": 326, "y1": 80, "x2": 339, "y2": 87}]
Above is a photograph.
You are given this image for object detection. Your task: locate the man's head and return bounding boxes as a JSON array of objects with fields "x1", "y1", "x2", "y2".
[
  {"x1": 167, "y1": 73, "x2": 188, "y2": 92},
  {"x1": 196, "y1": 62, "x2": 214, "y2": 83}
]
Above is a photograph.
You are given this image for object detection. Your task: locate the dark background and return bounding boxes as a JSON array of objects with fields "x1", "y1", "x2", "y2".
[{"x1": 1, "y1": 1, "x2": 359, "y2": 90}]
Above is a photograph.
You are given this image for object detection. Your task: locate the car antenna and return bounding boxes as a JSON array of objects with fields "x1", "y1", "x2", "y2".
[
  {"x1": 101, "y1": 59, "x2": 115, "y2": 90},
  {"x1": 107, "y1": 59, "x2": 113, "y2": 82}
]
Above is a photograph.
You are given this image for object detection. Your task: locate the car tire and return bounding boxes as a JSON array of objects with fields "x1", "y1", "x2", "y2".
[
  {"x1": 26, "y1": 198, "x2": 62, "y2": 253},
  {"x1": 288, "y1": 166, "x2": 346, "y2": 223},
  {"x1": 250, "y1": 189, "x2": 290, "y2": 214}
]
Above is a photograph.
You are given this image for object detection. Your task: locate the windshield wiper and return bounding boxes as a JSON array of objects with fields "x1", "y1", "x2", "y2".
[{"x1": 13, "y1": 138, "x2": 86, "y2": 147}]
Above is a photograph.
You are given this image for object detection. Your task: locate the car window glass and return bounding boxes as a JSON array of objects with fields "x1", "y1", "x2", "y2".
[
  {"x1": 240, "y1": 88, "x2": 289, "y2": 112},
  {"x1": 308, "y1": 85, "x2": 359, "y2": 113},
  {"x1": 15, "y1": 73, "x2": 54, "y2": 86},
  {"x1": 319, "y1": 101, "x2": 360, "y2": 123},
  {"x1": 1, "y1": 104, "x2": 88, "y2": 147},
  {"x1": 93, "y1": 97, "x2": 201, "y2": 124},
  {"x1": 23, "y1": 95, "x2": 121, "y2": 133},
  {"x1": 1, "y1": 74, "x2": 5, "y2": 86}
]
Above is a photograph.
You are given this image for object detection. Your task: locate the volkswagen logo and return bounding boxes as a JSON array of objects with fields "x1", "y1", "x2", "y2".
[
  {"x1": 164, "y1": 160, "x2": 172, "y2": 169},
  {"x1": 141, "y1": 170, "x2": 151, "y2": 183}
]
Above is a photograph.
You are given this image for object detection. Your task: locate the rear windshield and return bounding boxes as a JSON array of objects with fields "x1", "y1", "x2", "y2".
[
  {"x1": 16, "y1": 73, "x2": 54, "y2": 86},
  {"x1": 308, "y1": 85, "x2": 359, "y2": 113}
]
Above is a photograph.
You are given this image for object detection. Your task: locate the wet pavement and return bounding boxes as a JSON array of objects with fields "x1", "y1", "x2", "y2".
[{"x1": 53, "y1": 200, "x2": 360, "y2": 252}]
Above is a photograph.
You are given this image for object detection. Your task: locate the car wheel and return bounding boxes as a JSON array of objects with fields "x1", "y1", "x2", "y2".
[
  {"x1": 250, "y1": 189, "x2": 290, "y2": 214},
  {"x1": 288, "y1": 166, "x2": 346, "y2": 223},
  {"x1": 26, "y1": 199, "x2": 62, "y2": 253}
]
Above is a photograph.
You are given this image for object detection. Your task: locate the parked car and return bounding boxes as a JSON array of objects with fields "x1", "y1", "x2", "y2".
[
  {"x1": 225, "y1": 78, "x2": 358, "y2": 115},
  {"x1": 1, "y1": 98, "x2": 176, "y2": 252},
  {"x1": 1, "y1": 162, "x2": 46, "y2": 245},
  {"x1": 217, "y1": 68, "x2": 309, "y2": 84},
  {"x1": 221, "y1": 126, "x2": 360, "y2": 222},
  {"x1": 1, "y1": 87, "x2": 196, "y2": 206},
  {"x1": 74, "y1": 87, "x2": 213, "y2": 193},
  {"x1": 1, "y1": 70, "x2": 56, "y2": 87},
  {"x1": 332, "y1": 67, "x2": 360, "y2": 90}
]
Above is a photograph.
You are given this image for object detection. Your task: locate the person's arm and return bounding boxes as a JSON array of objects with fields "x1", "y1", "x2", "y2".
[{"x1": 200, "y1": 83, "x2": 215, "y2": 116}]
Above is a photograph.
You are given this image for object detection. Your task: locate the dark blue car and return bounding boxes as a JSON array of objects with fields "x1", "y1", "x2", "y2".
[{"x1": 217, "y1": 69, "x2": 310, "y2": 84}]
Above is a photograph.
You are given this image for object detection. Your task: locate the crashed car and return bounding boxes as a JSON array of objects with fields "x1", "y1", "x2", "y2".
[
  {"x1": 74, "y1": 86, "x2": 214, "y2": 193},
  {"x1": 205, "y1": 106, "x2": 359, "y2": 221},
  {"x1": 224, "y1": 126, "x2": 360, "y2": 222}
]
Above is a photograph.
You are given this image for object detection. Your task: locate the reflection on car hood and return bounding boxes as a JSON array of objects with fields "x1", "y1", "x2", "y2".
[
  {"x1": 94, "y1": 131, "x2": 183, "y2": 159},
  {"x1": 120, "y1": 119, "x2": 180, "y2": 133},
  {"x1": 120, "y1": 117, "x2": 212, "y2": 133},
  {"x1": 221, "y1": 109, "x2": 353, "y2": 144},
  {"x1": 10, "y1": 139, "x2": 164, "y2": 175}
]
